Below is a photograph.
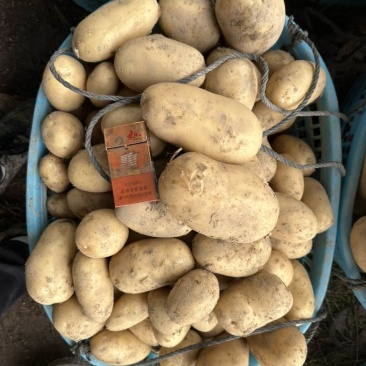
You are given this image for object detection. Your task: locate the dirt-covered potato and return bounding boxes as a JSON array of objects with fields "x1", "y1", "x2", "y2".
[
  {"x1": 350, "y1": 216, "x2": 366, "y2": 272},
  {"x1": 129, "y1": 318, "x2": 160, "y2": 347},
  {"x1": 270, "y1": 237, "x2": 313, "y2": 260},
  {"x1": 47, "y1": 193, "x2": 77, "y2": 218},
  {"x1": 153, "y1": 325, "x2": 191, "y2": 348}
]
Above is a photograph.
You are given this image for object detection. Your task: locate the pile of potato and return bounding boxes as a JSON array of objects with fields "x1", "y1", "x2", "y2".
[{"x1": 26, "y1": 0, "x2": 335, "y2": 365}]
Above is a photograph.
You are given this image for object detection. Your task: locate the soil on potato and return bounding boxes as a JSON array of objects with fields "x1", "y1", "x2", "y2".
[{"x1": 0, "y1": 0, "x2": 366, "y2": 365}]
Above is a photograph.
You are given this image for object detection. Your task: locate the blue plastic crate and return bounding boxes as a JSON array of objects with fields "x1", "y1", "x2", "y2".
[
  {"x1": 72, "y1": 0, "x2": 110, "y2": 12},
  {"x1": 26, "y1": 16, "x2": 342, "y2": 366}
]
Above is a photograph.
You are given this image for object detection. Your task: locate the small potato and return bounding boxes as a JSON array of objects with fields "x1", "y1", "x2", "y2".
[
  {"x1": 53, "y1": 295, "x2": 105, "y2": 342},
  {"x1": 350, "y1": 216, "x2": 366, "y2": 272},
  {"x1": 215, "y1": 272, "x2": 293, "y2": 336},
  {"x1": 153, "y1": 325, "x2": 191, "y2": 348},
  {"x1": 115, "y1": 201, "x2": 191, "y2": 238},
  {"x1": 114, "y1": 35, "x2": 206, "y2": 92},
  {"x1": 167, "y1": 269, "x2": 220, "y2": 326},
  {"x1": 86, "y1": 62, "x2": 120, "y2": 108},
  {"x1": 270, "y1": 237, "x2": 313, "y2": 260},
  {"x1": 41, "y1": 111, "x2": 85, "y2": 159},
  {"x1": 159, "y1": 0, "x2": 220, "y2": 53},
  {"x1": 192, "y1": 234, "x2": 272, "y2": 277},
  {"x1": 130, "y1": 318, "x2": 160, "y2": 347},
  {"x1": 271, "y1": 193, "x2": 318, "y2": 244},
  {"x1": 68, "y1": 144, "x2": 112, "y2": 193},
  {"x1": 72, "y1": 252, "x2": 114, "y2": 323},
  {"x1": 286, "y1": 260, "x2": 315, "y2": 321},
  {"x1": 109, "y1": 238, "x2": 195, "y2": 293},
  {"x1": 67, "y1": 188, "x2": 115, "y2": 219},
  {"x1": 301, "y1": 177, "x2": 334, "y2": 234},
  {"x1": 39, "y1": 153, "x2": 70, "y2": 193},
  {"x1": 75, "y1": 208, "x2": 129, "y2": 258},
  {"x1": 47, "y1": 193, "x2": 77, "y2": 219},
  {"x1": 42, "y1": 55, "x2": 86, "y2": 112},
  {"x1": 269, "y1": 153, "x2": 305, "y2": 200},
  {"x1": 90, "y1": 329, "x2": 151, "y2": 365},
  {"x1": 262, "y1": 50, "x2": 295, "y2": 77},
  {"x1": 271, "y1": 134, "x2": 317, "y2": 176},
  {"x1": 257, "y1": 137, "x2": 277, "y2": 182},
  {"x1": 25, "y1": 219, "x2": 77, "y2": 305},
  {"x1": 106, "y1": 293, "x2": 149, "y2": 331},
  {"x1": 192, "y1": 312, "x2": 218, "y2": 333}
]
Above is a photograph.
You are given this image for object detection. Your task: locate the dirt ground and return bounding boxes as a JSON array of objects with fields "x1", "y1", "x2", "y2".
[{"x1": 0, "y1": 0, "x2": 366, "y2": 365}]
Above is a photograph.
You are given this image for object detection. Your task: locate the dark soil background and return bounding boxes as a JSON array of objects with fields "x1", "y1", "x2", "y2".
[{"x1": 0, "y1": 1, "x2": 365, "y2": 365}]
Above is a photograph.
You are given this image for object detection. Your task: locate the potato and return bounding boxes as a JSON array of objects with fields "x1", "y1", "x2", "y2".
[
  {"x1": 53, "y1": 295, "x2": 105, "y2": 342},
  {"x1": 286, "y1": 260, "x2": 315, "y2": 321},
  {"x1": 192, "y1": 312, "x2": 218, "y2": 333},
  {"x1": 192, "y1": 234, "x2": 272, "y2": 277},
  {"x1": 72, "y1": 252, "x2": 114, "y2": 323},
  {"x1": 258, "y1": 249, "x2": 294, "y2": 287},
  {"x1": 41, "y1": 111, "x2": 85, "y2": 159},
  {"x1": 84, "y1": 110, "x2": 104, "y2": 146},
  {"x1": 358, "y1": 155, "x2": 366, "y2": 199},
  {"x1": 159, "y1": 0, "x2": 220, "y2": 53},
  {"x1": 215, "y1": 272, "x2": 293, "y2": 336},
  {"x1": 198, "y1": 322, "x2": 225, "y2": 339},
  {"x1": 160, "y1": 329, "x2": 202, "y2": 366},
  {"x1": 68, "y1": 144, "x2": 112, "y2": 193},
  {"x1": 25, "y1": 219, "x2": 77, "y2": 305},
  {"x1": 167, "y1": 269, "x2": 220, "y2": 326},
  {"x1": 39, "y1": 153, "x2": 70, "y2": 193},
  {"x1": 114, "y1": 34, "x2": 206, "y2": 92},
  {"x1": 66, "y1": 188, "x2": 115, "y2": 219},
  {"x1": 215, "y1": 0, "x2": 285, "y2": 55},
  {"x1": 247, "y1": 318, "x2": 307, "y2": 366},
  {"x1": 262, "y1": 49, "x2": 296, "y2": 77},
  {"x1": 129, "y1": 318, "x2": 160, "y2": 347},
  {"x1": 42, "y1": 55, "x2": 86, "y2": 112},
  {"x1": 271, "y1": 192, "x2": 318, "y2": 244},
  {"x1": 196, "y1": 333, "x2": 249, "y2": 366},
  {"x1": 47, "y1": 193, "x2": 77, "y2": 219},
  {"x1": 141, "y1": 83, "x2": 263, "y2": 165},
  {"x1": 158, "y1": 152, "x2": 279, "y2": 243},
  {"x1": 115, "y1": 201, "x2": 191, "y2": 238},
  {"x1": 90, "y1": 329, "x2": 151, "y2": 365},
  {"x1": 86, "y1": 61, "x2": 120, "y2": 108},
  {"x1": 153, "y1": 325, "x2": 191, "y2": 348},
  {"x1": 241, "y1": 156, "x2": 267, "y2": 183},
  {"x1": 75, "y1": 208, "x2": 129, "y2": 258},
  {"x1": 301, "y1": 177, "x2": 334, "y2": 234},
  {"x1": 257, "y1": 137, "x2": 277, "y2": 182},
  {"x1": 72, "y1": 0, "x2": 160, "y2": 62},
  {"x1": 269, "y1": 153, "x2": 305, "y2": 200},
  {"x1": 270, "y1": 237, "x2": 313, "y2": 260},
  {"x1": 271, "y1": 134, "x2": 316, "y2": 176},
  {"x1": 109, "y1": 238, "x2": 195, "y2": 293},
  {"x1": 106, "y1": 293, "x2": 149, "y2": 331},
  {"x1": 350, "y1": 216, "x2": 366, "y2": 272}
]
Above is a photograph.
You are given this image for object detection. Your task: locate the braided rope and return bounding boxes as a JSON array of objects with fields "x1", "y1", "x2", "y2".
[{"x1": 333, "y1": 267, "x2": 366, "y2": 290}]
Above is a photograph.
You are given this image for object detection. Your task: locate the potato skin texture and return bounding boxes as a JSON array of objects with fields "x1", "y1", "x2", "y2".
[
  {"x1": 350, "y1": 216, "x2": 366, "y2": 272},
  {"x1": 141, "y1": 82, "x2": 263, "y2": 165},
  {"x1": 158, "y1": 152, "x2": 279, "y2": 243},
  {"x1": 270, "y1": 237, "x2": 313, "y2": 260},
  {"x1": 47, "y1": 193, "x2": 77, "y2": 219},
  {"x1": 25, "y1": 219, "x2": 77, "y2": 305},
  {"x1": 129, "y1": 318, "x2": 160, "y2": 347},
  {"x1": 39, "y1": 154, "x2": 70, "y2": 193}
]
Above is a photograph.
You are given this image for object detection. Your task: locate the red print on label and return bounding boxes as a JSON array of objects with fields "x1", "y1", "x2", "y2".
[{"x1": 127, "y1": 130, "x2": 142, "y2": 140}]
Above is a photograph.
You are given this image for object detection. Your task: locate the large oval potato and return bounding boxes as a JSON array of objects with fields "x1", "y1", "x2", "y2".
[
  {"x1": 350, "y1": 216, "x2": 366, "y2": 272},
  {"x1": 25, "y1": 219, "x2": 77, "y2": 305},
  {"x1": 109, "y1": 238, "x2": 195, "y2": 293},
  {"x1": 114, "y1": 34, "x2": 206, "y2": 92},
  {"x1": 141, "y1": 83, "x2": 263, "y2": 165},
  {"x1": 72, "y1": 0, "x2": 160, "y2": 62},
  {"x1": 158, "y1": 152, "x2": 279, "y2": 243}
]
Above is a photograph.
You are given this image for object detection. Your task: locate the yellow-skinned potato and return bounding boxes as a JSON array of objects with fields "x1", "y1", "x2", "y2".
[
  {"x1": 198, "y1": 322, "x2": 225, "y2": 339},
  {"x1": 68, "y1": 144, "x2": 112, "y2": 193},
  {"x1": 262, "y1": 49, "x2": 296, "y2": 78},
  {"x1": 90, "y1": 329, "x2": 151, "y2": 365},
  {"x1": 25, "y1": 219, "x2": 77, "y2": 305},
  {"x1": 114, "y1": 34, "x2": 206, "y2": 93},
  {"x1": 286, "y1": 260, "x2": 315, "y2": 321},
  {"x1": 153, "y1": 325, "x2": 191, "y2": 348},
  {"x1": 72, "y1": 0, "x2": 160, "y2": 62},
  {"x1": 41, "y1": 111, "x2": 85, "y2": 159},
  {"x1": 192, "y1": 312, "x2": 218, "y2": 333},
  {"x1": 270, "y1": 237, "x2": 313, "y2": 260},
  {"x1": 271, "y1": 192, "x2": 318, "y2": 244},
  {"x1": 158, "y1": 152, "x2": 279, "y2": 243},
  {"x1": 86, "y1": 61, "x2": 120, "y2": 108},
  {"x1": 350, "y1": 216, "x2": 366, "y2": 272},
  {"x1": 247, "y1": 318, "x2": 307, "y2": 366},
  {"x1": 141, "y1": 83, "x2": 263, "y2": 165},
  {"x1": 39, "y1": 153, "x2": 70, "y2": 193},
  {"x1": 241, "y1": 156, "x2": 267, "y2": 183},
  {"x1": 76, "y1": 208, "x2": 129, "y2": 258},
  {"x1": 192, "y1": 234, "x2": 272, "y2": 277},
  {"x1": 301, "y1": 177, "x2": 334, "y2": 234},
  {"x1": 115, "y1": 201, "x2": 191, "y2": 238},
  {"x1": 53, "y1": 295, "x2": 105, "y2": 342},
  {"x1": 257, "y1": 137, "x2": 277, "y2": 182},
  {"x1": 215, "y1": 272, "x2": 293, "y2": 336},
  {"x1": 159, "y1": 0, "x2": 220, "y2": 53},
  {"x1": 42, "y1": 55, "x2": 86, "y2": 112},
  {"x1": 215, "y1": 0, "x2": 285, "y2": 55},
  {"x1": 47, "y1": 193, "x2": 77, "y2": 219},
  {"x1": 109, "y1": 238, "x2": 195, "y2": 293},
  {"x1": 129, "y1": 318, "x2": 160, "y2": 347},
  {"x1": 72, "y1": 252, "x2": 114, "y2": 323},
  {"x1": 106, "y1": 293, "x2": 149, "y2": 331}
]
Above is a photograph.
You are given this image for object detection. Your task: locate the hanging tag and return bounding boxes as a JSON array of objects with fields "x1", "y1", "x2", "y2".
[{"x1": 104, "y1": 121, "x2": 159, "y2": 207}]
